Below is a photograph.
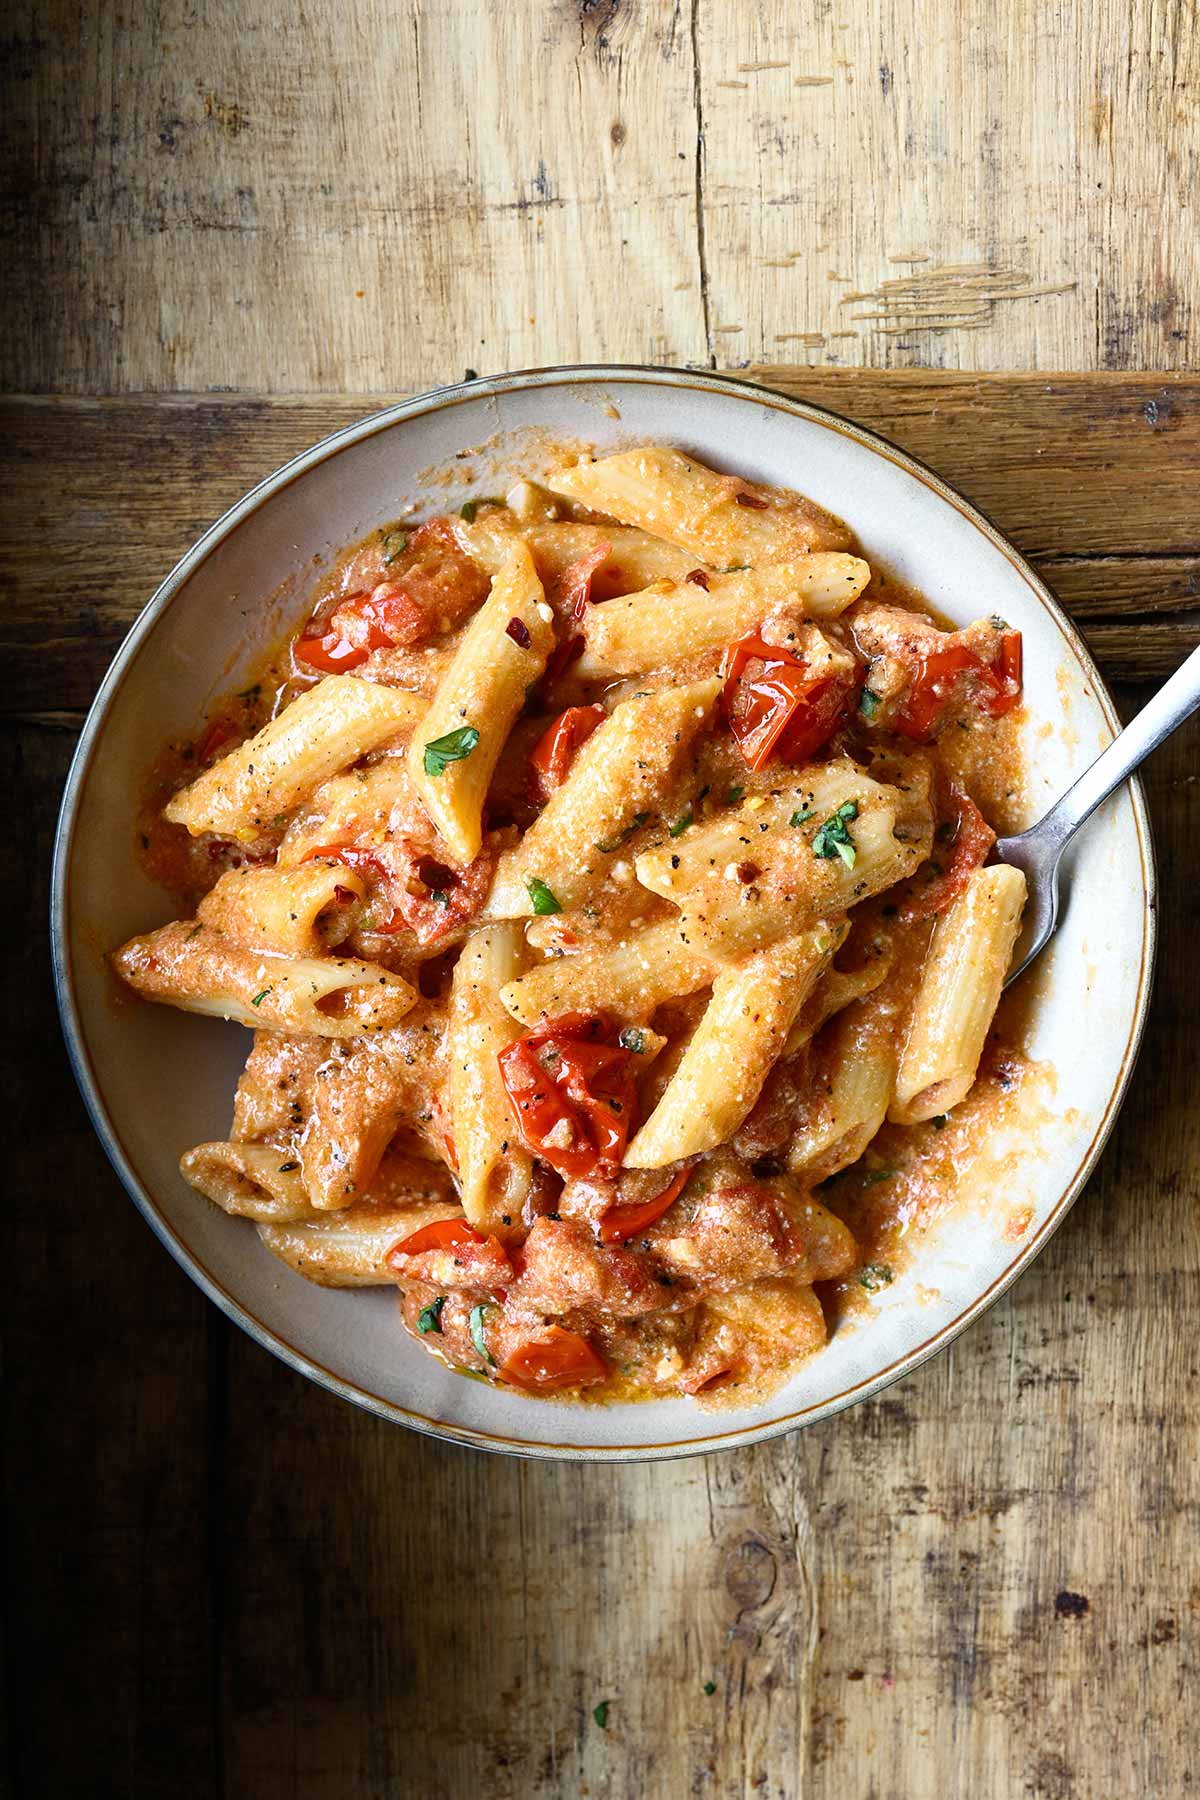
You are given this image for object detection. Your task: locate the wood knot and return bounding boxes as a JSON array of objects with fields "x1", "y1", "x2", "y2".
[{"x1": 724, "y1": 1534, "x2": 778, "y2": 1612}]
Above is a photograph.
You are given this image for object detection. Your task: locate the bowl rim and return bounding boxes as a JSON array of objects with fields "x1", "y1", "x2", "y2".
[{"x1": 51, "y1": 362, "x2": 1157, "y2": 1462}]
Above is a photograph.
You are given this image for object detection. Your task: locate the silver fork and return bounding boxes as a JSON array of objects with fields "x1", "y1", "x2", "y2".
[{"x1": 996, "y1": 641, "x2": 1200, "y2": 986}]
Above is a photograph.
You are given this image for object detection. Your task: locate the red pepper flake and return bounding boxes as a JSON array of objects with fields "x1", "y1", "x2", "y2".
[
  {"x1": 506, "y1": 617, "x2": 532, "y2": 648},
  {"x1": 734, "y1": 489, "x2": 769, "y2": 509},
  {"x1": 685, "y1": 569, "x2": 710, "y2": 589}
]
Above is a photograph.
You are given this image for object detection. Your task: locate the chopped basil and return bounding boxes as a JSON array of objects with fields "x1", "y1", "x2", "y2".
[
  {"x1": 932, "y1": 1114, "x2": 948, "y2": 1130},
  {"x1": 593, "y1": 1701, "x2": 610, "y2": 1728},
  {"x1": 469, "y1": 1302, "x2": 496, "y2": 1366},
  {"x1": 595, "y1": 811, "x2": 650, "y2": 853},
  {"x1": 860, "y1": 687, "x2": 881, "y2": 720},
  {"x1": 860, "y1": 1167, "x2": 897, "y2": 1187},
  {"x1": 618, "y1": 1027, "x2": 647, "y2": 1054},
  {"x1": 459, "y1": 499, "x2": 478, "y2": 523},
  {"x1": 381, "y1": 527, "x2": 409, "y2": 563},
  {"x1": 251, "y1": 988, "x2": 271, "y2": 1007},
  {"x1": 726, "y1": 785, "x2": 745, "y2": 807},
  {"x1": 789, "y1": 807, "x2": 815, "y2": 827},
  {"x1": 428, "y1": 889, "x2": 450, "y2": 909},
  {"x1": 669, "y1": 808, "x2": 693, "y2": 838},
  {"x1": 423, "y1": 725, "x2": 480, "y2": 776},
  {"x1": 418, "y1": 1296, "x2": 446, "y2": 1335},
  {"x1": 859, "y1": 1262, "x2": 894, "y2": 1292},
  {"x1": 526, "y1": 876, "x2": 562, "y2": 915},
  {"x1": 703, "y1": 1680, "x2": 717, "y2": 1696},
  {"x1": 811, "y1": 799, "x2": 859, "y2": 869}
]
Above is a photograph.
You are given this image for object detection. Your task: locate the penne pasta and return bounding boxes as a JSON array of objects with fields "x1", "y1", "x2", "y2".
[
  {"x1": 636, "y1": 761, "x2": 930, "y2": 956},
  {"x1": 891, "y1": 864, "x2": 1027, "y2": 1124},
  {"x1": 485, "y1": 677, "x2": 723, "y2": 917},
  {"x1": 112, "y1": 920, "x2": 416, "y2": 1037},
  {"x1": 547, "y1": 446, "x2": 852, "y2": 562},
  {"x1": 196, "y1": 862, "x2": 365, "y2": 957},
  {"x1": 581, "y1": 556, "x2": 871, "y2": 673},
  {"x1": 623, "y1": 928, "x2": 837, "y2": 1168},
  {"x1": 499, "y1": 919, "x2": 718, "y2": 1025},
  {"x1": 408, "y1": 541, "x2": 555, "y2": 863},
  {"x1": 116, "y1": 444, "x2": 1032, "y2": 1409},
  {"x1": 166, "y1": 676, "x2": 425, "y2": 840},
  {"x1": 447, "y1": 924, "x2": 533, "y2": 1231}
]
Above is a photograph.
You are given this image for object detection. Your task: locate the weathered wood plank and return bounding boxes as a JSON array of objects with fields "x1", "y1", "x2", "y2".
[
  {"x1": 3, "y1": 375, "x2": 1197, "y2": 716},
  {"x1": 1, "y1": 719, "x2": 218, "y2": 1799},
  {"x1": 1, "y1": 1, "x2": 706, "y2": 393},
  {"x1": 4, "y1": 2, "x2": 1196, "y2": 393},
  {"x1": 698, "y1": 3, "x2": 1199, "y2": 373}
]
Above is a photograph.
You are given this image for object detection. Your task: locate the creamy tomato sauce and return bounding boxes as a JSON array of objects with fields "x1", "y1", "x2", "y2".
[{"x1": 124, "y1": 453, "x2": 1031, "y2": 1408}]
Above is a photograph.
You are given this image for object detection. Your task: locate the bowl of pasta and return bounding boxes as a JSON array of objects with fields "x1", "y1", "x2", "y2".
[{"x1": 53, "y1": 366, "x2": 1154, "y2": 1459}]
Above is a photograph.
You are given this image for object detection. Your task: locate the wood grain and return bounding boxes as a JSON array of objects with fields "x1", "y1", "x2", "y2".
[
  {"x1": 4, "y1": 2, "x2": 1197, "y2": 392},
  {"x1": 3, "y1": 374, "x2": 1197, "y2": 718}
]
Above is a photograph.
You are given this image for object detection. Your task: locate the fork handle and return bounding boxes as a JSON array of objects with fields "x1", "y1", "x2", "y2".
[{"x1": 1033, "y1": 641, "x2": 1200, "y2": 855}]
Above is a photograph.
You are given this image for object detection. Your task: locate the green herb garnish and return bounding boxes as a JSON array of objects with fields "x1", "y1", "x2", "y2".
[
  {"x1": 251, "y1": 988, "x2": 271, "y2": 1007},
  {"x1": 860, "y1": 1167, "x2": 897, "y2": 1188},
  {"x1": 859, "y1": 1262, "x2": 894, "y2": 1292},
  {"x1": 618, "y1": 1027, "x2": 647, "y2": 1054},
  {"x1": 526, "y1": 876, "x2": 562, "y2": 915},
  {"x1": 429, "y1": 889, "x2": 450, "y2": 909},
  {"x1": 789, "y1": 807, "x2": 815, "y2": 828},
  {"x1": 669, "y1": 808, "x2": 693, "y2": 838},
  {"x1": 593, "y1": 1701, "x2": 610, "y2": 1728},
  {"x1": 418, "y1": 1296, "x2": 446, "y2": 1335},
  {"x1": 703, "y1": 1680, "x2": 717, "y2": 1696},
  {"x1": 469, "y1": 1302, "x2": 496, "y2": 1366},
  {"x1": 811, "y1": 799, "x2": 859, "y2": 869},
  {"x1": 381, "y1": 526, "x2": 409, "y2": 563},
  {"x1": 459, "y1": 499, "x2": 478, "y2": 523},
  {"x1": 726, "y1": 785, "x2": 745, "y2": 807},
  {"x1": 595, "y1": 811, "x2": 650, "y2": 854},
  {"x1": 860, "y1": 688, "x2": 881, "y2": 720},
  {"x1": 423, "y1": 725, "x2": 480, "y2": 777},
  {"x1": 932, "y1": 1114, "x2": 948, "y2": 1130}
]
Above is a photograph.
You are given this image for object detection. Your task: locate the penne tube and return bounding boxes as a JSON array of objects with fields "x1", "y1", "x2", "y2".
[
  {"x1": 582, "y1": 557, "x2": 871, "y2": 673},
  {"x1": 196, "y1": 862, "x2": 365, "y2": 957},
  {"x1": 258, "y1": 1190, "x2": 461, "y2": 1287},
  {"x1": 485, "y1": 677, "x2": 723, "y2": 917},
  {"x1": 166, "y1": 676, "x2": 426, "y2": 840},
  {"x1": 456, "y1": 516, "x2": 701, "y2": 588},
  {"x1": 499, "y1": 919, "x2": 718, "y2": 1025},
  {"x1": 890, "y1": 864, "x2": 1026, "y2": 1124},
  {"x1": 409, "y1": 541, "x2": 555, "y2": 863},
  {"x1": 786, "y1": 987, "x2": 902, "y2": 1182},
  {"x1": 276, "y1": 752, "x2": 420, "y2": 867},
  {"x1": 623, "y1": 927, "x2": 837, "y2": 1168},
  {"x1": 447, "y1": 924, "x2": 533, "y2": 1231},
  {"x1": 547, "y1": 446, "x2": 852, "y2": 563},
  {"x1": 112, "y1": 920, "x2": 416, "y2": 1037},
  {"x1": 704, "y1": 1276, "x2": 828, "y2": 1356},
  {"x1": 782, "y1": 945, "x2": 895, "y2": 1056},
  {"x1": 635, "y1": 761, "x2": 930, "y2": 956},
  {"x1": 181, "y1": 1141, "x2": 315, "y2": 1222}
]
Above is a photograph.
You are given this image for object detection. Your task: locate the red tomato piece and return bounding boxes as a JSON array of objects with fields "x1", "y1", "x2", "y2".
[
  {"x1": 530, "y1": 704, "x2": 606, "y2": 795},
  {"x1": 386, "y1": 1217, "x2": 512, "y2": 1286},
  {"x1": 894, "y1": 630, "x2": 1024, "y2": 738},
  {"x1": 721, "y1": 632, "x2": 857, "y2": 770},
  {"x1": 295, "y1": 629, "x2": 373, "y2": 674},
  {"x1": 902, "y1": 783, "x2": 997, "y2": 920},
  {"x1": 599, "y1": 1167, "x2": 693, "y2": 1245},
  {"x1": 499, "y1": 1326, "x2": 608, "y2": 1391},
  {"x1": 978, "y1": 629, "x2": 1024, "y2": 717},
  {"x1": 497, "y1": 1012, "x2": 639, "y2": 1180}
]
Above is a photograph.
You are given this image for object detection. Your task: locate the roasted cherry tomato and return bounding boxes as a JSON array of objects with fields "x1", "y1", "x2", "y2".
[
  {"x1": 497, "y1": 1012, "x2": 639, "y2": 1180},
  {"x1": 893, "y1": 630, "x2": 1023, "y2": 739},
  {"x1": 499, "y1": 1326, "x2": 608, "y2": 1391},
  {"x1": 901, "y1": 783, "x2": 996, "y2": 920},
  {"x1": 530, "y1": 704, "x2": 606, "y2": 794},
  {"x1": 386, "y1": 1218, "x2": 512, "y2": 1286},
  {"x1": 721, "y1": 632, "x2": 857, "y2": 769},
  {"x1": 598, "y1": 1166, "x2": 693, "y2": 1245}
]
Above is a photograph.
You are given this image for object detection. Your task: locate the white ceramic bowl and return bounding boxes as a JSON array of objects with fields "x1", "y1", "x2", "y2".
[{"x1": 52, "y1": 367, "x2": 1155, "y2": 1460}]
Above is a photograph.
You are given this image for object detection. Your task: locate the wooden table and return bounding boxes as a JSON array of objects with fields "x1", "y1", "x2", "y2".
[{"x1": 6, "y1": 8, "x2": 1199, "y2": 1797}]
